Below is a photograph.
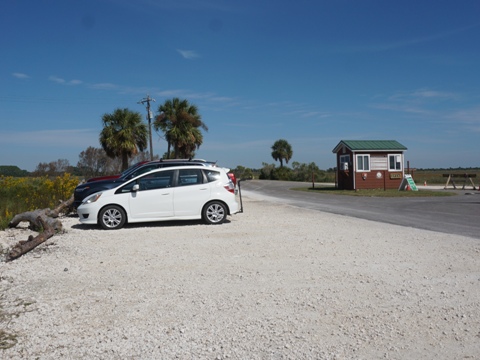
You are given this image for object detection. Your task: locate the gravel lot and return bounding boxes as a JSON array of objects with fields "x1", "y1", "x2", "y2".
[{"x1": 1, "y1": 193, "x2": 480, "y2": 359}]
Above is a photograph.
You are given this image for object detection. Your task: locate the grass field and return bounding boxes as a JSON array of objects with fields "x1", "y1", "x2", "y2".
[{"x1": 410, "y1": 169, "x2": 479, "y2": 187}]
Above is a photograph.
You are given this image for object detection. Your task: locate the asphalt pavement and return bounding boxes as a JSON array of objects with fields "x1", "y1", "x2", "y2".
[{"x1": 239, "y1": 179, "x2": 480, "y2": 240}]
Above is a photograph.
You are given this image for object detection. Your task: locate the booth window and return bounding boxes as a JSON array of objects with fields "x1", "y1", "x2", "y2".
[
  {"x1": 388, "y1": 154, "x2": 402, "y2": 171},
  {"x1": 339, "y1": 155, "x2": 350, "y2": 170},
  {"x1": 356, "y1": 155, "x2": 370, "y2": 171}
]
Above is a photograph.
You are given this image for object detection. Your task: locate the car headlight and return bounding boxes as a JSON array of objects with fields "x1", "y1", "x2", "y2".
[{"x1": 82, "y1": 192, "x2": 103, "y2": 204}]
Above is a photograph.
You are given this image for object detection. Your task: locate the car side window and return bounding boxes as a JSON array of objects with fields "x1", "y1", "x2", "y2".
[
  {"x1": 138, "y1": 170, "x2": 174, "y2": 190},
  {"x1": 204, "y1": 170, "x2": 221, "y2": 183},
  {"x1": 118, "y1": 181, "x2": 136, "y2": 193},
  {"x1": 178, "y1": 169, "x2": 204, "y2": 186}
]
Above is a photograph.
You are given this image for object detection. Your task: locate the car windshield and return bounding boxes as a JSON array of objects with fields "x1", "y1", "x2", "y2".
[
  {"x1": 122, "y1": 164, "x2": 160, "y2": 179},
  {"x1": 120, "y1": 162, "x2": 145, "y2": 178}
]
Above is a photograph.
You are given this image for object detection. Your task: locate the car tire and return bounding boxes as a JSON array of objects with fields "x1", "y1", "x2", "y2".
[
  {"x1": 203, "y1": 201, "x2": 227, "y2": 224},
  {"x1": 99, "y1": 205, "x2": 126, "y2": 230}
]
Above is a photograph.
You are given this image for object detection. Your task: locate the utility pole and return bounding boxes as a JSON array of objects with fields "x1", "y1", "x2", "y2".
[{"x1": 138, "y1": 95, "x2": 155, "y2": 160}]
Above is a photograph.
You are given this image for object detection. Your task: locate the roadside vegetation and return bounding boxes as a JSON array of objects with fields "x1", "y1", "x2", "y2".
[
  {"x1": 255, "y1": 161, "x2": 336, "y2": 182},
  {"x1": 0, "y1": 174, "x2": 78, "y2": 230}
]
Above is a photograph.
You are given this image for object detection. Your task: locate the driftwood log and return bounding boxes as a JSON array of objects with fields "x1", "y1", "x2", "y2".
[{"x1": 7, "y1": 195, "x2": 74, "y2": 261}]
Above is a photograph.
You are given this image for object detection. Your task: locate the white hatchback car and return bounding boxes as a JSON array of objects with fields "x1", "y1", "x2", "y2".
[{"x1": 77, "y1": 166, "x2": 240, "y2": 230}]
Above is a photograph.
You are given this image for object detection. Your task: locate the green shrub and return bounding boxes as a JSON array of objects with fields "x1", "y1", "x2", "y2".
[{"x1": 0, "y1": 174, "x2": 79, "y2": 230}]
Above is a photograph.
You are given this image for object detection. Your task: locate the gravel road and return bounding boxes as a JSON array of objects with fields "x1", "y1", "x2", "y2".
[{"x1": 1, "y1": 194, "x2": 480, "y2": 359}]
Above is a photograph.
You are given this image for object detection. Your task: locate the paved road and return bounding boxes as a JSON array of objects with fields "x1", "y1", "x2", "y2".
[{"x1": 239, "y1": 180, "x2": 480, "y2": 240}]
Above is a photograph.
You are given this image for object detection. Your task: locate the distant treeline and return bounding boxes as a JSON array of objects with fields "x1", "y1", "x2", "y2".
[
  {"x1": 0, "y1": 165, "x2": 30, "y2": 177},
  {"x1": 415, "y1": 167, "x2": 480, "y2": 171},
  {"x1": 1, "y1": 164, "x2": 478, "y2": 181}
]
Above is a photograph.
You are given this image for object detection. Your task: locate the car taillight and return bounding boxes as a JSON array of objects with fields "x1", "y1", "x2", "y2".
[
  {"x1": 224, "y1": 183, "x2": 235, "y2": 194},
  {"x1": 227, "y1": 173, "x2": 237, "y2": 186}
]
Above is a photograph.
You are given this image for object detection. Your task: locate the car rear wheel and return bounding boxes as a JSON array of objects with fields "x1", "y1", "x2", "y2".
[
  {"x1": 203, "y1": 201, "x2": 227, "y2": 224},
  {"x1": 99, "y1": 205, "x2": 126, "y2": 230}
]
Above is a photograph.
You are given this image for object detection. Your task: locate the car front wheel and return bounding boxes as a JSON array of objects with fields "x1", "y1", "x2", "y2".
[
  {"x1": 203, "y1": 201, "x2": 227, "y2": 224},
  {"x1": 99, "y1": 205, "x2": 126, "y2": 230}
]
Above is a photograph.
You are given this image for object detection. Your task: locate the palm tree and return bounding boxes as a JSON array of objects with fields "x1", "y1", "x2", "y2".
[
  {"x1": 154, "y1": 98, "x2": 208, "y2": 159},
  {"x1": 271, "y1": 139, "x2": 293, "y2": 167},
  {"x1": 99, "y1": 108, "x2": 148, "y2": 171}
]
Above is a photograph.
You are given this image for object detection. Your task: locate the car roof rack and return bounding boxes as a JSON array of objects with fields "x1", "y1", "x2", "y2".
[{"x1": 159, "y1": 158, "x2": 207, "y2": 162}]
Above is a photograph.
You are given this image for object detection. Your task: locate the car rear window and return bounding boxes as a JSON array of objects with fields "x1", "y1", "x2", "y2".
[{"x1": 204, "y1": 170, "x2": 221, "y2": 182}]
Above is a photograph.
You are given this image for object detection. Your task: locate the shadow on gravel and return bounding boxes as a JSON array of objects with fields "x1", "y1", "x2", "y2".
[{"x1": 71, "y1": 219, "x2": 232, "y2": 230}]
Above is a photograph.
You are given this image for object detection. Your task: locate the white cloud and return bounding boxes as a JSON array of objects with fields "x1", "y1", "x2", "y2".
[
  {"x1": 12, "y1": 72, "x2": 29, "y2": 79},
  {"x1": 300, "y1": 111, "x2": 332, "y2": 119},
  {"x1": 210, "y1": 96, "x2": 236, "y2": 103},
  {"x1": 49, "y1": 75, "x2": 66, "y2": 84},
  {"x1": 369, "y1": 88, "x2": 463, "y2": 118},
  {"x1": 447, "y1": 107, "x2": 480, "y2": 125},
  {"x1": 370, "y1": 103, "x2": 433, "y2": 116},
  {"x1": 155, "y1": 89, "x2": 187, "y2": 98},
  {"x1": 390, "y1": 88, "x2": 459, "y2": 102},
  {"x1": 177, "y1": 49, "x2": 200, "y2": 59},
  {"x1": 49, "y1": 76, "x2": 83, "y2": 85},
  {"x1": 412, "y1": 90, "x2": 456, "y2": 99},
  {"x1": 91, "y1": 83, "x2": 119, "y2": 90}
]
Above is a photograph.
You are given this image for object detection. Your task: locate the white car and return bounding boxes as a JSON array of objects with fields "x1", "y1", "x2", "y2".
[{"x1": 77, "y1": 166, "x2": 241, "y2": 230}]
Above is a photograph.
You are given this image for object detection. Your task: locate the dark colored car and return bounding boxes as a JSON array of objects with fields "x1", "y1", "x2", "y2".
[
  {"x1": 86, "y1": 161, "x2": 149, "y2": 183},
  {"x1": 74, "y1": 159, "x2": 221, "y2": 208}
]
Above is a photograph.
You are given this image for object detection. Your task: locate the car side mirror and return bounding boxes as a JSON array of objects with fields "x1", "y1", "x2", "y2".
[{"x1": 132, "y1": 184, "x2": 140, "y2": 192}]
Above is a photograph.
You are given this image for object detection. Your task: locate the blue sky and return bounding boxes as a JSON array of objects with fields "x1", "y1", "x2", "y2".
[{"x1": 1, "y1": 0, "x2": 479, "y2": 171}]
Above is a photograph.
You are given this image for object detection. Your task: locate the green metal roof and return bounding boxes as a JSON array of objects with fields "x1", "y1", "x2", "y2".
[{"x1": 332, "y1": 140, "x2": 407, "y2": 153}]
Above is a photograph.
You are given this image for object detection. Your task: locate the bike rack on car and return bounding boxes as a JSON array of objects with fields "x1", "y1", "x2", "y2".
[{"x1": 237, "y1": 179, "x2": 244, "y2": 213}]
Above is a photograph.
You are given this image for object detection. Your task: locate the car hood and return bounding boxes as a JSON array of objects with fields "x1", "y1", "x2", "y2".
[
  {"x1": 86, "y1": 175, "x2": 120, "y2": 182},
  {"x1": 75, "y1": 178, "x2": 126, "y2": 190}
]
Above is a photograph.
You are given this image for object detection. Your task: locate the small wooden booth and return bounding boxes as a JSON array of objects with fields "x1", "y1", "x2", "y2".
[{"x1": 332, "y1": 140, "x2": 408, "y2": 190}]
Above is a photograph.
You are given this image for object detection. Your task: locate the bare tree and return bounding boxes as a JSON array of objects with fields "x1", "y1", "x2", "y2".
[
  {"x1": 33, "y1": 159, "x2": 72, "y2": 176},
  {"x1": 77, "y1": 147, "x2": 111, "y2": 178}
]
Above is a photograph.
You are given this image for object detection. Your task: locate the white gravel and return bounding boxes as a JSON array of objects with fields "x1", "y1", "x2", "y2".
[{"x1": 1, "y1": 193, "x2": 480, "y2": 359}]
